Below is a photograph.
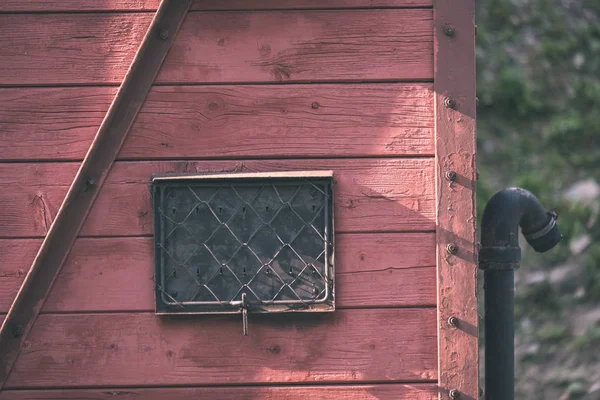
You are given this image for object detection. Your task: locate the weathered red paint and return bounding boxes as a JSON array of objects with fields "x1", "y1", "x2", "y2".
[
  {"x1": 0, "y1": 234, "x2": 437, "y2": 313},
  {"x1": 0, "y1": 0, "x2": 433, "y2": 12},
  {"x1": 0, "y1": 84, "x2": 434, "y2": 161},
  {"x1": 0, "y1": 0, "x2": 477, "y2": 398},
  {"x1": 0, "y1": 384, "x2": 439, "y2": 400},
  {"x1": 0, "y1": 10, "x2": 433, "y2": 85},
  {"x1": 5, "y1": 309, "x2": 437, "y2": 388},
  {"x1": 0, "y1": 0, "x2": 192, "y2": 388},
  {"x1": 434, "y1": 0, "x2": 479, "y2": 399},
  {"x1": 0, "y1": 159, "x2": 436, "y2": 237}
]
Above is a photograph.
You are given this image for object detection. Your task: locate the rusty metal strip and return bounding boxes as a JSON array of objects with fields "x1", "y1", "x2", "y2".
[
  {"x1": 0, "y1": 0, "x2": 192, "y2": 387},
  {"x1": 433, "y1": 0, "x2": 479, "y2": 399}
]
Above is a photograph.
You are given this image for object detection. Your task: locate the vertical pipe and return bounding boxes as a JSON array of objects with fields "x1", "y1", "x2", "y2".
[
  {"x1": 479, "y1": 188, "x2": 562, "y2": 400},
  {"x1": 484, "y1": 270, "x2": 515, "y2": 400}
]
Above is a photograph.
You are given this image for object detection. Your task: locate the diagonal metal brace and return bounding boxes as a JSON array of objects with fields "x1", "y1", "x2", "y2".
[{"x1": 0, "y1": 0, "x2": 192, "y2": 388}]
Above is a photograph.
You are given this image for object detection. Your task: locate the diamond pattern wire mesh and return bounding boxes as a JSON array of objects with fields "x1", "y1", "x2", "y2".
[{"x1": 152, "y1": 173, "x2": 334, "y2": 314}]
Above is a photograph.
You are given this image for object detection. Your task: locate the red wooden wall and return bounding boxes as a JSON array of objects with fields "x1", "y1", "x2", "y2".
[{"x1": 0, "y1": 0, "x2": 476, "y2": 398}]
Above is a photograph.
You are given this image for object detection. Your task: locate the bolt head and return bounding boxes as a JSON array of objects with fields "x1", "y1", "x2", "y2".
[
  {"x1": 447, "y1": 243, "x2": 458, "y2": 255},
  {"x1": 445, "y1": 170, "x2": 457, "y2": 181},
  {"x1": 444, "y1": 96, "x2": 457, "y2": 109},
  {"x1": 159, "y1": 29, "x2": 169, "y2": 40},
  {"x1": 13, "y1": 324, "x2": 24, "y2": 338},
  {"x1": 448, "y1": 316, "x2": 459, "y2": 327},
  {"x1": 449, "y1": 389, "x2": 460, "y2": 399},
  {"x1": 444, "y1": 24, "x2": 455, "y2": 36}
]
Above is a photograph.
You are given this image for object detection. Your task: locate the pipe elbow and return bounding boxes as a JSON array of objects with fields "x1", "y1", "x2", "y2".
[{"x1": 479, "y1": 188, "x2": 562, "y2": 271}]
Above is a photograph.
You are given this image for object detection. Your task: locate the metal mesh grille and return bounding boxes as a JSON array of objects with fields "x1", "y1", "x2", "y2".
[{"x1": 152, "y1": 173, "x2": 334, "y2": 314}]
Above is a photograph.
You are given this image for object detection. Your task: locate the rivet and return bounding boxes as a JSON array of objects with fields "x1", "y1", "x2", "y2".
[
  {"x1": 443, "y1": 24, "x2": 455, "y2": 36},
  {"x1": 445, "y1": 170, "x2": 457, "y2": 181},
  {"x1": 447, "y1": 243, "x2": 458, "y2": 255},
  {"x1": 448, "y1": 316, "x2": 459, "y2": 328},
  {"x1": 449, "y1": 389, "x2": 460, "y2": 399},
  {"x1": 444, "y1": 96, "x2": 456, "y2": 109},
  {"x1": 159, "y1": 29, "x2": 169, "y2": 40}
]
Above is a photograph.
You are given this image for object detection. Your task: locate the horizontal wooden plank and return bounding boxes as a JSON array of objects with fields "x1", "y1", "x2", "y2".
[
  {"x1": 0, "y1": 13, "x2": 151, "y2": 86},
  {"x1": 0, "y1": 384, "x2": 438, "y2": 400},
  {"x1": 0, "y1": 87, "x2": 116, "y2": 160},
  {"x1": 0, "y1": 84, "x2": 434, "y2": 161},
  {"x1": 0, "y1": 233, "x2": 436, "y2": 312},
  {"x1": 0, "y1": 10, "x2": 433, "y2": 85},
  {"x1": 5, "y1": 309, "x2": 437, "y2": 388},
  {"x1": 0, "y1": 0, "x2": 433, "y2": 12},
  {"x1": 0, "y1": 158, "x2": 435, "y2": 237}
]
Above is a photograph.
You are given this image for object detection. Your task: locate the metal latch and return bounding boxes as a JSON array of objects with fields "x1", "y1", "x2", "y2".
[{"x1": 241, "y1": 293, "x2": 248, "y2": 336}]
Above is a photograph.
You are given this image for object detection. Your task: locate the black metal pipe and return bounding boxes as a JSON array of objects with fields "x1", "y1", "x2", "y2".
[{"x1": 479, "y1": 188, "x2": 562, "y2": 400}]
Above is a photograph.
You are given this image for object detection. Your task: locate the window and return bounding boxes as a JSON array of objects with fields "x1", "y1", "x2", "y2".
[{"x1": 152, "y1": 171, "x2": 335, "y2": 315}]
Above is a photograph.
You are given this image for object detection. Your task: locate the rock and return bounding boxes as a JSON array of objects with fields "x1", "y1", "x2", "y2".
[
  {"x1": 564, "y1": 179, "x2": 600, "y2": 205},
  {"x1": 570, "y1": 235, "x2": 591, "y2": 255},
  {"x1": 589, "y1": 381, "x2": 600, "y2": 394}
]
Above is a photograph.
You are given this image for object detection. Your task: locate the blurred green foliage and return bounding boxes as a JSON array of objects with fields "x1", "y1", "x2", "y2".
[
  {"x1": 477, "y1": 0, "x2": 600, "y2": 397},
  {"x1": 477, "y1": 0, "x2": 600, "y2": 288}
]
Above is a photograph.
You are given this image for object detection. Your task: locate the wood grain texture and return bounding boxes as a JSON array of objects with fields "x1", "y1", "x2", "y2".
[
  {"x1": 0, "y1": 10, "x2": 433, "y2": 85},
  {"x1": 0, "y1": 158, "x2": 435, "y2": 237},
  {"x1": 0, "y1": 1, "x2": 194, "y2": 388},
  {"x1": 0, "y1": 13, "x2": 152, "y2": 86},
  {"x1": 433, "y1": 0, "x2": 479, "y2": 399},
  {"x1": 0, "y1": 234, "x2": 436, "y2": 313},
  {"x1": 0, "y1": 87, "x2": 116, "y2": 161},
  {"x1": 0, "y1": 384, "x2": 438, "y2": 400},
  {"x1": 5, "y1": 309, "x2": 437, "y2": 388},
  {"x1": 0, "y1": 0, "x2": 433, "y2": 12},
  {"x1": 0, "y1": 84, "x2": 434, "y2": 161}
]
